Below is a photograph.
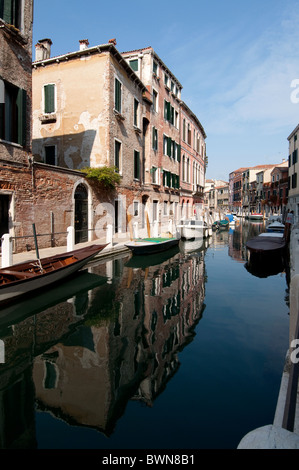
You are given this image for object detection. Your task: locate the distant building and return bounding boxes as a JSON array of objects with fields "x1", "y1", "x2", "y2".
[
  {"x1": 229, "y1": 168, "x2": 248, "y2": 214},
  {"x1": 288, "y1": 124, "x2": 299, "y2": 222},
  {"x1": 204, "y1": 179, "x2": 228, "y2": 212},
  {"x1": 179, "y1": 101, "x2": 206, "y2": 219}
]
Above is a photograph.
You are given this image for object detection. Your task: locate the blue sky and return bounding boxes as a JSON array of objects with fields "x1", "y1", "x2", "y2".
[{"x1": 32, "y1": 0, "x2": 299, "y2": 181}]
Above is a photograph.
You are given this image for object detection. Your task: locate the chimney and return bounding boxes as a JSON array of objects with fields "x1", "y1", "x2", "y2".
[
  {"x1": 79, "y1": 39, "x2": 89, "y2": 51},
  {"x1": 35, "y1": 38, "x2": 52, "y2": 61},
  {"x1": 108, "y1": 38, "x2": 117, "y2": 46}
]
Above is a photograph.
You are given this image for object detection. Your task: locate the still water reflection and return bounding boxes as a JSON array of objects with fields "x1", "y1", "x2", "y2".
[{"x1": 0, "y1": 221, "x2": 289, "y2": 449}]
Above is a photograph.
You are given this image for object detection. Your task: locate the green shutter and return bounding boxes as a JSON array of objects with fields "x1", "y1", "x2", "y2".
[
  {"x1": 115, "y1": 78, "x2": 121, "y2": 112},
  {"x1": 129, "y1": 60, "x2": 138, "y2": 72},
  {"x1": 167, "y1": 137, "x2": 172, "y2": 157},
  {"x1": 2, "y1": 0, "x2": 12, "y2": 23},
  {"x1": 177, "y1": 144, "x2": 181, "y2": 162},
  {"x1": 44, "y1": 84, "x2": 55, "y2": 113},
  {"x1": 16, "y1": 87, "x2": 26, "y2": 146},
  {"x1": 167, "y1": 102, "x2": 171, "y2": 121},
  {"x1": 134, "y1": 150, "x2": 140, "y2": 179}
]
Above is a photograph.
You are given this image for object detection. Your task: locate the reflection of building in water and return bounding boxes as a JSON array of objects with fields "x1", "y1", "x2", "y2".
[
  {"x1": 137, "y1": 252, "x2": 206, "y2": 405},
  {"x1": 32, "y1": 251, "x2": 206, "y2": 436},
  {"x1": 0, "y1": 286, "x2": 95, "y2": 449},
  {"x1": 228, "y1": 221, "x2": 265, "y2": 262}
]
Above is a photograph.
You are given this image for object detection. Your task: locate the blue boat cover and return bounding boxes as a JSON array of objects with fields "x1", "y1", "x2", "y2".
[{"x1": 225, "y1": 214, "x2": 234, "y2": 222}]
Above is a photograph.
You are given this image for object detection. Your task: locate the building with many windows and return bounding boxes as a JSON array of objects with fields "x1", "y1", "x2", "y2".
[
  {"x1": 121, "y1": 46, "x2": 182, "y2": 228},
  {"x1": 179, "y1": 101, "x2": 206, "y2": 219}
]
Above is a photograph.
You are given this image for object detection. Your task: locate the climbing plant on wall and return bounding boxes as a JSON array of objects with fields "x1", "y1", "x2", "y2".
[{"x1": 81, "y1": 166, "x2": 121, "y2": 190}]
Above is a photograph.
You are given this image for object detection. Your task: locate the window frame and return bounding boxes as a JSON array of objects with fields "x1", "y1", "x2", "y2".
[{"x1": 0, "y1": 0, "x2": 22, "y2": 30}]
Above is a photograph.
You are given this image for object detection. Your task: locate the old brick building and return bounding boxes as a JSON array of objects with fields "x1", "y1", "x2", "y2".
[{"x1": 0, "y1": 0, "x2": 35, "y2": 250}]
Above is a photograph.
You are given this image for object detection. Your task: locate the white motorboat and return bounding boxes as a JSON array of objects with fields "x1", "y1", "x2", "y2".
[{"x1": 176, "y1": 218, "x2": 205, "y2": 240}]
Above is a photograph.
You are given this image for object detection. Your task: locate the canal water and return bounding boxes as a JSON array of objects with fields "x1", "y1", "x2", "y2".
[{"x1": 0, "y1": 220, "x2": 290, "y2": 449}]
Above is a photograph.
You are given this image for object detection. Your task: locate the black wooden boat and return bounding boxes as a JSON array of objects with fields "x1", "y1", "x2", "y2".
[
  {"x1": 246, "y1": 233, "x2": 286, "y2": 255},
  {"x1": 0, "y1": 244, "x2": 107, "y2": 305}
]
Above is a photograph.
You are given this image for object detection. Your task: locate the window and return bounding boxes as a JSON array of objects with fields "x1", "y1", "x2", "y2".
[
  {"x1": 187, "y1": 123, "x2": 191, "y2": 145},
  {"x1": 114, "y1": 139, "x2": 121, "y2": 172},
  {"x1": 115, "y1": 78, "x2": 122, "y2": 113},
  {"x1": 152, "y1": 127, "x2": 158, "y2": 151},
  {"x1": 134, "y1": 150, "x2": 140, "y2": 180},
  {"x1": 292, "y1": 173, "x2": 297, "y2": 189},
  {"x1": 151, "y1": 166, "x2": 159, "y2": 184},
  {"x1": 153, "y1": 60, "x2": 158, "y2": 75},
  {"x1": 0, "y1": 78, "x2": 26, "y2": 146},
  {"x1": 293, "y1": 149, "x2": 298, "y2": 165},
  {"x1": 0, "y1": 0, "x2": 21, "y2": 29},
  {"x1": 134, "y1": 98, "x2": 139, "y2": 128},
  {"x1": 129, "y1": 59, "x2": 138, "y2": 72},
  {"x1": 163, "y1": 134, "x2": 168, "y2": 155},
  {"x1": 164, "y1": 100, "x2": 174, "y2": 124},
  {"x1": 153, "y1": 89, "x2": 158, "y2": 112},
  {"x1": 182, "y1": 119, "x2": 186, "y2": 142},
  {"x1": 44, "y1": 84, "x2": 55, "y2": 114},
  {"x1": 133, "y1": 201, "x2": 139, "y2": 216},
  {"x1": 45, "y1": 145, "x2": 56, "y2": 165},
  {"x1": 164, "y1": 74, "x2": 169, "y2": 88}
]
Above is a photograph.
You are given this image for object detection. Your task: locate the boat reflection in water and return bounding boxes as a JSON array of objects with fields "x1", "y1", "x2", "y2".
[{"x1": 0, "y1": 246, "x2": 206, "y2": 448}]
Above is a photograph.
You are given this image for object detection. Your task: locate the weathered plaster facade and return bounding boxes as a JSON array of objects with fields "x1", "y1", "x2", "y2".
[{"x1": 32, "y1": 41, "x2": 152, "y2": 236}]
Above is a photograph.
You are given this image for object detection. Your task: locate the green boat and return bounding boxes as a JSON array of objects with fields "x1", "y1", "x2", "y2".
[{"x1": 212, "y1": 219, "x2": 229, "y2": 231}]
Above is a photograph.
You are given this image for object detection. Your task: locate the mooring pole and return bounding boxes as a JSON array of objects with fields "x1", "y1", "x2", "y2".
[
  {"x1": 32, "y1": 223, "x2": 40, "y2": 260},
  {"x1": 32, "y1": 223, "x2": 43, "y2": 272}
]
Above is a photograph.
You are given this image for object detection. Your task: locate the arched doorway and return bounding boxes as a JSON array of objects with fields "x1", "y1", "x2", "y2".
[
  {"x1": 0, "y1": 194, "x2": 10, "y2": 242},
  {"x1": 74, "y1": 184, "x2": 88, "y2": 244}
]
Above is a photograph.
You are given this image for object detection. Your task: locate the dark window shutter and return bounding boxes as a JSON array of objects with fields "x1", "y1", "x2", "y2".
[
  {"x1": 129, "y1": 60, "x2": 138, "y2": 72},
  {"x1": 115, "y1": 79, "x2": 121, "y2": 112},
  {"x1": 134, "y1": 150, "x2": 140, "y2": 179},
  {"x1": 2, "y1": 0, "x2": 12, "y2": 23},
  {"x1": 44, "y1": 84, "x2": 55, "y2": 113},
  {"x1": 177, "y1": 144, "x2": 181, "y2": 162}
]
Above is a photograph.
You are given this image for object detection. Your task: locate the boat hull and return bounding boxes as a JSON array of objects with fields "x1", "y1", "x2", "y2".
[
  {"x1": 246, "y1": 233, "x2": 286, "y2": 254},
  {"x1": 177, "y1": 220, "x2": 204, "y2": 240},
  {"x1": 266, "y1": 222, "x2": 285, "y2": 233},
  {"x1": 248, "y1": 213, "x2": 263, "y2": 220},
  {"x1": 0, "y1": 244, "x2": 107, "y2": 305},
  {"x1": 125, "y1": 237, "x2": 180, "y2": 255}
]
